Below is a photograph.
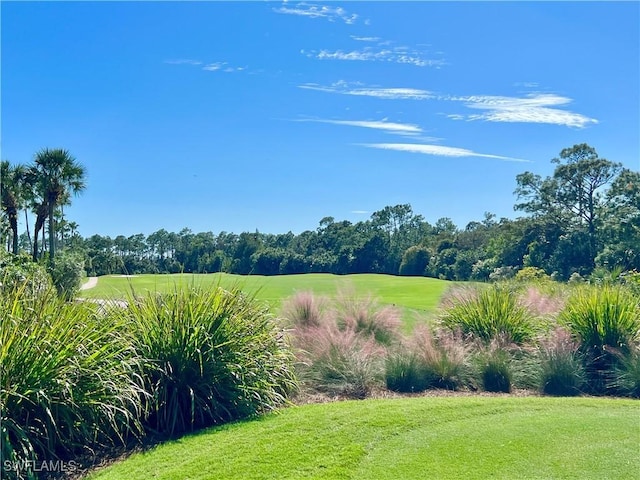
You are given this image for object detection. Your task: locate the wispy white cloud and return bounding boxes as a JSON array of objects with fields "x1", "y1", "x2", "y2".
[
  {"x1": 351, "y1": 35, "x2": 380, "y2": 42},
  {"x1": 351, "y1": 210, "x2": 369, "y2": 214},
  {"x1": 360, "y1": 143, "x2": 531, "y2": 163},
  {"x1": 202, "y1": 62, "x2": 245, "y2": 73},
  {"x1": 298, "y1": 81, "x2": 434, "y2": 100},
  {"x1": 164, "y1": 59, "x2": 202, "y2": 66},
  {"x1": 297, "y1": 118, "x2": 423, "y2": 135},
  {"x1": 448, "y1": 93, "x2": 598, "y2": 128},
  {"x1": 303, "y1": 46, "x2": 445, "y2": 68},
  {"x1": 273, "y1": 2, "x2": 358, "y2": 24}
]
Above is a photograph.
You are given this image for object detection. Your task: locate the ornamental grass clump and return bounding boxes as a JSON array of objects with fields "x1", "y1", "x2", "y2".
[
  {"x1": 286, "y1": 290, "x2": 395, "y2": 398},
  {"x1": 294, "y1": 324, "x2": 385, "y2": 399},
  {"x1": 121, "y1": 286, "x2": 296, "y2": 437},
  {"x1": 279, "y1": 290, "x2": 327, "y2": 329},
  {"x1": 560, "y1": 285, "x2": 640, "y2": 394},
  {"x1": 0, "y1": 285, "x2": 144, "y2": 479},
  {"x1": 332, "y1": 288, "x2": 402, "y2": 346},
  {"x1": 473, "y1": 336, "x2": 517, "y2": 393},
  {"x1": 612, "y1": 345, "x2": 640, "y2": 398},
  {"x1": 386, "y1": 326, "x2": 472, "y2": 393},
  {"x1": 537, "y1": 327, "x2": 585, "y2": 396},
  {"x1": 440, "y1": 284, "x2": 534, "y2": 344}
]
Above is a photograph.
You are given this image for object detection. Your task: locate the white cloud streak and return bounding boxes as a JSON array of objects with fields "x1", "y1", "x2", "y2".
[
  {"x1": 164, "y1": 59, "x2": 202, "y2": 66},
  {"x1": 304, "y1": 46, "x2": 445, "y2": 68},
  {"x1": 360, "y1": 143, "x2": 531, "y2": 163},
  {"x1": 297, "y1": 118, "x2": 423, "y2": 135},
  {"x1": 449, "y1": 93, "x2": 598, "y2": 128},
  {"x1": 202, "y1": 62, "x2": 245, "y2": 73},
  {"x1": 298, "y1": 82, "x2": 434, "y2": 100},
  {"x1": 351, "y1": 36, "x2": 380, "y2": 42},
  {"x1": 273, "y1": 2, "x2": 358, "y2": 24}
]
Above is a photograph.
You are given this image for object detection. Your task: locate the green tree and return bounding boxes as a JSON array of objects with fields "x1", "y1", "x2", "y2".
[
  {"x1": 515, "y1": 144, "x2": 623, "y2": 276},
  {"x1": 0, "y1": 161, "x2": 27, "y2": 254},
  {"x1": 598, "y1": 169, "x2": 640, "y2": 270},
  {"x1": 29, "y1": 149, "x2": 86, "y2": 265},
  {"x1": 399, "y1": 245, "x2": 430, "y2": 276}
]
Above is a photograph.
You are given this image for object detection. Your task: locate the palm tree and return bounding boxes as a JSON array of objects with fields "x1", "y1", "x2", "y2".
[
  {"x1": 30, "y1": 148, "x2": 86, "y2": 265},
  {"x1": 0, "y1": 160, "x2": 27, "y2": 254}
]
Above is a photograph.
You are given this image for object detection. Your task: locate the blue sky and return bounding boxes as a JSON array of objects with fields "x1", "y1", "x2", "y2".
[{"x1": 2, "y1": 1, "x2": 639, "y2": 237}]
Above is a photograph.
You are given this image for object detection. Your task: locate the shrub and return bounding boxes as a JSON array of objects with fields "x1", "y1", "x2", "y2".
[
  {"x1": 49, "y1": 251, "x2": 85, "y2": 300},
  {"x1": 560, "y1": 286, "x2": 640, "y2": 394},
  {"x1": 537, "y1": 327, "x2": 585, "y2": 396},
  {"x1": 515, "y1": 266, "x2": 550, "y2": 282},
  {"x1": 121, "y1": 286, "x2": 296, "y2": 437},
  {"x1": 0, "y1": 253, "x2": 52, "y2": 298},
  {"x1": 0, "y1": 285, "x2": 143, "y2": 479},
  {"x1": 440, "y1": 284, "x2": 534, "y2": 344}
]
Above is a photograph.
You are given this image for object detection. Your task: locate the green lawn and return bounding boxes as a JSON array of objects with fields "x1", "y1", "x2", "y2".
[
  {"x1": 79, "y1": 273, "x2": 451, "y2": 321},
  {"x1": 86, "y1": 396, "x2": 640, "y2": 480}
]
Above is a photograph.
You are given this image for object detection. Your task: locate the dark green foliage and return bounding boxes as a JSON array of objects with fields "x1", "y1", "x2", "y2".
[
  {"x1": 0, "y1": 285, "x2": 144, "y2": 479},
  {"x1": 440, "y1": 284, "x2": 534, "y2": 344},
  {"x1": 538, "y1": 328, "x2": 585, "y2": 396},
  {"x1": 0, "y1": 253, "x2": 52, "y2": 297},
  {"x1": 385, "y1": 353, "x2": 432, "y2": 393},
  {"x1": 399, "y1": 246, "x2": 430, "y2": 276},
  {"x1": 122, "y1": 286, "x2": 296, "y2": 437},
  {"x1": 48, "y1": 251, "x2": 85, "y2": 299},
  {"x1": 612, "y1": 348, "x2": 640, "y2": 398},
  {"x1": 560, "y1": 286, "x2": 640, "y2": 394},
  {"x1": 477, "y1": 343, "x2": 512, "y2": 393}
]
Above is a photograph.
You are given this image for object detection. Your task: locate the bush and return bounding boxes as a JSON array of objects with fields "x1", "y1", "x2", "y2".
[
  {"x1": 560, "y1": 286, "x2": 640, "y2": 394},
  {"x1": 0, "y1": 285, "x2": 143, "y2": 479},
  {"x1": 120, "y1": 286, "x2": 296, "y2": 437},
  {"x1": 440, "y1": 284, "x2": 534, "y2": 344},
  {"x1": 0, "y1": 253, "x2": 52, "y2": 298},
  {"x1": 538, "y1": 327, "x2": 585, "y2": 396},
  {"x1": 49, "y1": 251, "x2": 85, "y2": 299},
  {"x1": 515, "y1": 266, "x2": 550, "y2": 282}
]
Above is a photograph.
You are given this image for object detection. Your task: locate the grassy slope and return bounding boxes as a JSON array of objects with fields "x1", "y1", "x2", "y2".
[
  {"x1": 87, "y1": 396, "x2": 640, "y2": 480},
  {"x1": 79, "y1": 273, "x2": 451, "y2": 322}
]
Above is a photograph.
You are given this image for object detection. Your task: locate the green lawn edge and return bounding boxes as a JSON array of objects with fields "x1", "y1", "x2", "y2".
[{"x1": 86, "y1": 396, "x2": 640, "y2": 480}]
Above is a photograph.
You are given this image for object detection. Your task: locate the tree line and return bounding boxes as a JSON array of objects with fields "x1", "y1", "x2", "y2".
[{"x1": 2, "y1": 144, "x2": 638, "y2": 281}]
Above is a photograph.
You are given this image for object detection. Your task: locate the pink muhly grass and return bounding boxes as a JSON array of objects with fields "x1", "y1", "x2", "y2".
[
  {"x1": 280, "y1": 291, "x2": 328, "y2": 328},
  {"x1": 332, "y1": 287, "x2": 402, "y2": 346},
  {"x1": 292, "y1": 323, "x2": 386, "y2": 399},
  {"x1": 438, "y1": 285, "x2": 480, "y2": 310},
  {"x1": 408, "y1": 325, "x2": 472, "y2": 390},
  {"x1": 520, "y1": 286, "x2": 566, "y2": 318}
]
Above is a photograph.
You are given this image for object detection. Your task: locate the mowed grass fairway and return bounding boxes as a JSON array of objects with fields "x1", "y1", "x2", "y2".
[
  {"x1": 79, "y1": 273, "x2": 451, "y2": 322},
  {"x1": 87, "y1": 396, "x2": 639, "y2": 480}
]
